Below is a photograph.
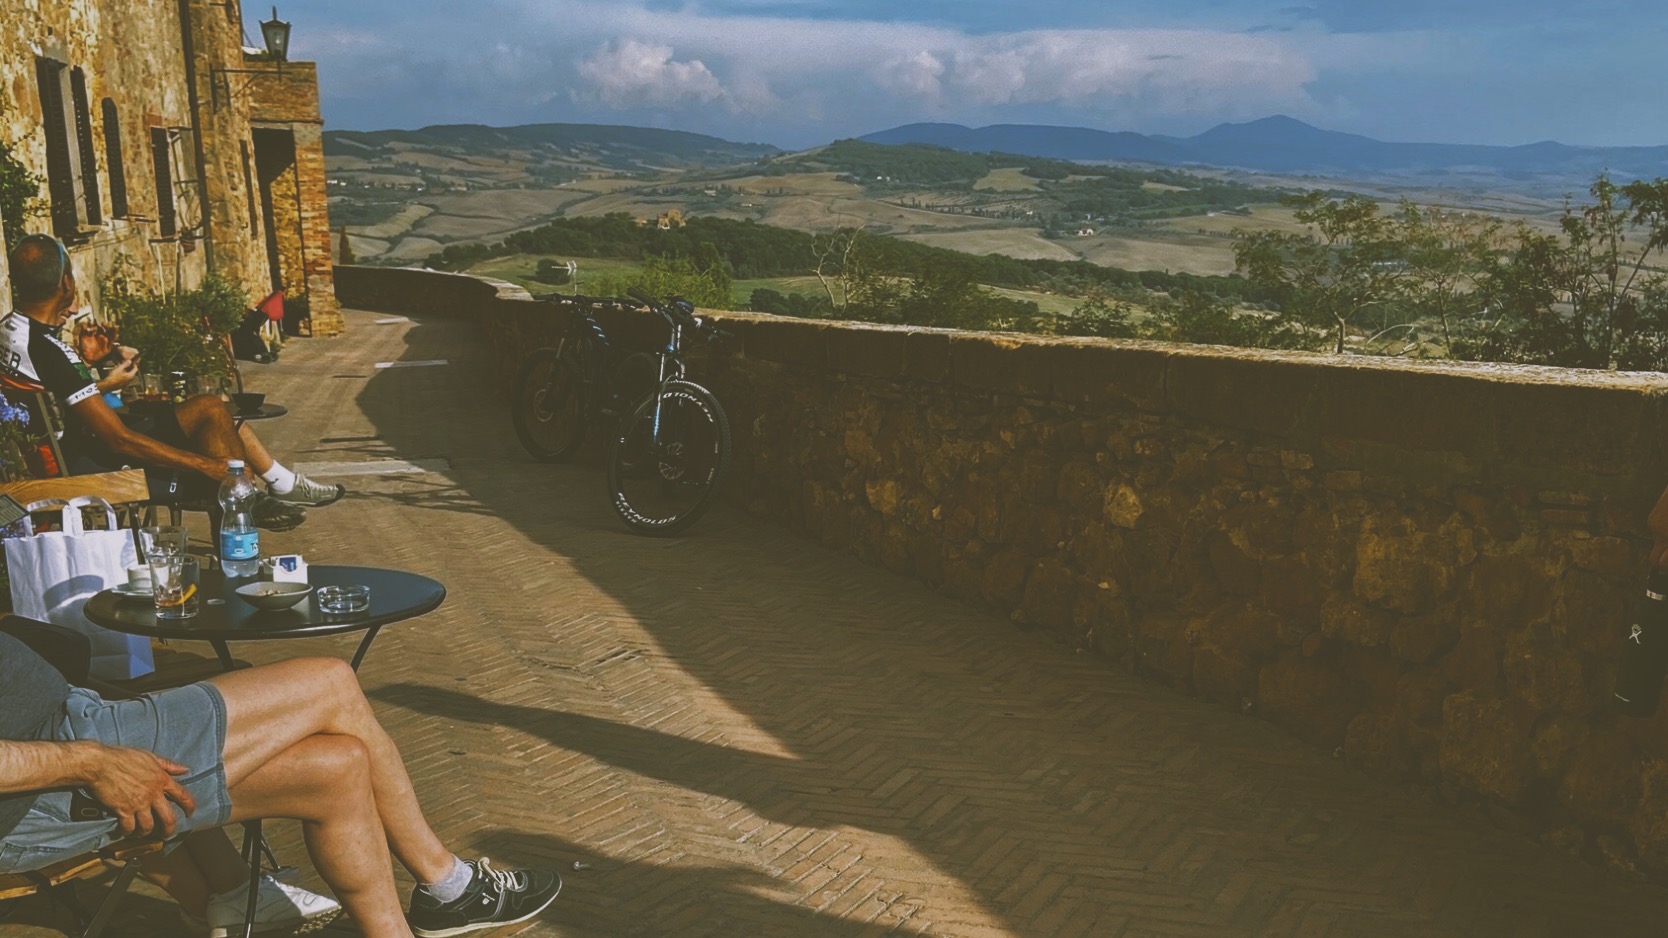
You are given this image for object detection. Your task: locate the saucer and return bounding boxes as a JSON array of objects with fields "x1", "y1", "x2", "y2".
[{"x1": 112, "y1": 583, "x2": 154, "y2": 598}]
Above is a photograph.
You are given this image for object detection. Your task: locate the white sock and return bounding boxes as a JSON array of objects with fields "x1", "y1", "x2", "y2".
[
  {"x1": 420, "y1": 856, "x2": 473, "y2": 904},
  {"x1": 262, "y1": 462, "x2": 297, "y2": 495}
]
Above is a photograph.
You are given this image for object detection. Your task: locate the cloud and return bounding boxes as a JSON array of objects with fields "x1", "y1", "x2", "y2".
[
  {"x1": 284, "y1": 0, "x2": 1436, "y2": 144},
  {"x1": 578, "y1": 40, "x2": 727, "y2": 108}
]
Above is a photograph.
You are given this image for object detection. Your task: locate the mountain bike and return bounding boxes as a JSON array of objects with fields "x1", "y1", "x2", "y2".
[{"x1": 512, "y1": 290, "x2": 732, "y2": 536}]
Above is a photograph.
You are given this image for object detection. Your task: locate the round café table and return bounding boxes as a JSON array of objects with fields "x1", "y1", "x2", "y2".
[{"x1": 85, "y1": 564, "x2": 445, "y2": 672}]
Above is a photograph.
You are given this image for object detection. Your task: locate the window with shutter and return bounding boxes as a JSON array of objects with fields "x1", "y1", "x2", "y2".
[
  {"x1": 70, "y1": 69, "x2": 101, "y2": 226},
  {"x1": 34, "y1": 58, "x2": 78, "y2": 239},
  {"x1": 101, "y1": 99, "x2": 128, "y2": 219},
  {"x1": 151, "y1": 129, "x2": 176, "y2": 238}
]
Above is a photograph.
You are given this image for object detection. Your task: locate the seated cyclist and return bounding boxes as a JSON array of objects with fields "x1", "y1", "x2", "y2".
[{"x1": 2, "y1": 234, "x2": 342, "y2": 529}]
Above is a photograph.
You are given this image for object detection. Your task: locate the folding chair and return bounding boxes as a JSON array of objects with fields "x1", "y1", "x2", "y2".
[{"x1": 0, "y1": 840, "x2": 167, "y2": 937}]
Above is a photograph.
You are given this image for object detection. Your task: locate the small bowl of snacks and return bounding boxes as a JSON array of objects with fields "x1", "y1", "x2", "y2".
[{"x1": 235, "y1": 581, "x2": 313, "y2": 611}]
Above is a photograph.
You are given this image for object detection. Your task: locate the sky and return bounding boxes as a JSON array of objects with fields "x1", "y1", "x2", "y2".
[{"x1": 272, "y1": 0, "x2": 1668, "y2": 150}]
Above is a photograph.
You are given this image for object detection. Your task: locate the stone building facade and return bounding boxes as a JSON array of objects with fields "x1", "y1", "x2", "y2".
[{"x1": 0, "y1": 0, "x2": 341, "y2": 336}]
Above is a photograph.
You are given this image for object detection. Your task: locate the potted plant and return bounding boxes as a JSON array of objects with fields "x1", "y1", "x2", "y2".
[{"x1": 103, "y1": 271, "x2": 246, "y2": 390}]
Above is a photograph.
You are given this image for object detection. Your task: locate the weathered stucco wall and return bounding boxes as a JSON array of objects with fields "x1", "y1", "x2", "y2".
[
  {"x1": 0, "y1": 0, "x2": 205, "y2": 311},
  {"x1": 338, "y1": 265, "x2": 1668, "y2": 880},
  {"x1": 250, "y1": 60, "x2": 341, "y2": 335},
  {"x1": 0, "y1": 1, "x2": 336, "y2": 332}
]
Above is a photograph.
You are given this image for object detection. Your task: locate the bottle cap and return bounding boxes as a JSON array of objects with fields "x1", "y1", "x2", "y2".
[{"x1": 227, "y1": 459, "x2": 245, "y2": 470}]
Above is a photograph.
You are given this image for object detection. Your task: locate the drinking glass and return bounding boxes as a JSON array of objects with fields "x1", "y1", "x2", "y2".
[
  {"x1": 138, "y1": 525, "x2": 187, "y2": 562},
  {"x1": 152, "y1": 555, "x2": 200, "y2": 619}
]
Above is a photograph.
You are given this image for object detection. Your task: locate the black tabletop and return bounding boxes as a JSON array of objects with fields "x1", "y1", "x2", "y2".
[
  {"x1": 85, "y1": 564, "x2": 444, "y2": 642},
  {"x1": 231, "y1": 402, "x2": 287, "y2": 421}
]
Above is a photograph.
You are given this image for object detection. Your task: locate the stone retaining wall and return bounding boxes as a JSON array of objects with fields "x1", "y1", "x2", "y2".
[{"x1": 337, "y1": 265, "x2": 1668, "y2": 878}]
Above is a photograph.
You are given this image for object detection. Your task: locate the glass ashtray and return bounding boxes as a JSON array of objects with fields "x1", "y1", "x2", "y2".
[{"x1": 316, "y1": 584, "x2": 371, "y2": 614}]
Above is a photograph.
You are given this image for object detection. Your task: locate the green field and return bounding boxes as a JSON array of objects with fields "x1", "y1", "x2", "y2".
[
  {"x1": 470, "y1": 252, "x2": 1103, "y2": 319},
  {"x1": 464, "y1": 254, "x2": 644, "y2": 293}
]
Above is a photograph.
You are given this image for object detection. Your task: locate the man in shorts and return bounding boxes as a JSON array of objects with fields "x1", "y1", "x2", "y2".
[
  {"x1": 0, "y1": 632, "x2": 562, "y2": 936},
  {"x1": 3, "y1": 234, "x2": 344, "y2": 530}
]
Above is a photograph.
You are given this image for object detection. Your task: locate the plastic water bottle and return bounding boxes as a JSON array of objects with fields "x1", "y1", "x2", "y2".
[
  {"x1": 218, "y1": 459, "x2": 261, "y2": 577},
  {"x1": 1615, "y1": 570, "x2": 1668, "y2": 717}
]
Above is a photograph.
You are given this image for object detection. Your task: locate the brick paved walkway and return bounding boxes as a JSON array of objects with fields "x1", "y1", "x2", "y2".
[{"x1": 9, "y1": 308, "x2": 1668, "y2": 937}]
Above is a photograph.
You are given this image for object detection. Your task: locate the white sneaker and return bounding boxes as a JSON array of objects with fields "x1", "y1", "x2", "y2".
[
  {"x1": 180, "y1": 873, "x2": 342, "y2": 937},
  {"x1": 271, "y1": 472, "x2": 346, "y2": 508}
]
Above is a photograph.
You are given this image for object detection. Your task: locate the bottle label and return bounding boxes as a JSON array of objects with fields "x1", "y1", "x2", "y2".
[{"x1": 221, "y1": 529, "x2": 259, "y2": 561}]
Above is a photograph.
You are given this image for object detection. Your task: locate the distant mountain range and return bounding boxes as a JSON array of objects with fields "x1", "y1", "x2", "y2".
[
  {"x1": 325, "y1": 123, "x2": 779, "y2": 174},
  {"x1": 860, "y1": 116, "x2": 1668, "y2": 181}
]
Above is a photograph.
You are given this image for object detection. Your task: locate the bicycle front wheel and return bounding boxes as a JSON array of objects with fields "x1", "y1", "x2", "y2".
[
  {"x1": 512, "y1": 347, "x2": 588, "y2": 462},
  {"x1": 606, "y1": 380, "x2": 732, "y2": 536}
]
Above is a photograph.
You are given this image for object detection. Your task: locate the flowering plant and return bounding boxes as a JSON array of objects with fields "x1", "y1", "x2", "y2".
[{"x1": 0, "y1": 387, "x2": 35, "y2": 482}]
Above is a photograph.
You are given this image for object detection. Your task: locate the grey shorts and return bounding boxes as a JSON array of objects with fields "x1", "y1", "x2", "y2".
[{"x1": 0, "y1": 683, "x2": 232, "y2": 874}]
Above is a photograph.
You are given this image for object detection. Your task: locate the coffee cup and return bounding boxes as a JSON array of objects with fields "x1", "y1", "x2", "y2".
[{"x1": 127, "y1": 565, "x2": 152, "y2": 590}]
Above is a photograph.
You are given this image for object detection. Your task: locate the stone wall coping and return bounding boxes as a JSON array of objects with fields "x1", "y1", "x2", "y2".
[{"x1": 334, "y1": 264, "x2": 1668, "y2": 391}]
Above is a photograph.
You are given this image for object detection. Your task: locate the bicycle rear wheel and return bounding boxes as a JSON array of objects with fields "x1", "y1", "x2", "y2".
[
  {"x1": 606, "y1": 380, "x2": 731, "y2": 536},
  {"x1": 512, "y1": 347, "x2": 588, "y2": 462}
]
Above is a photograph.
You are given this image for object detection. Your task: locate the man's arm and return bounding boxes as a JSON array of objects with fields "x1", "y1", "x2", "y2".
[
  {"x1": 0, "y1": 739, "x2": 101, "y2": 794},
  {"x1": 70, "y1": 394, "x2": 223, "y2": 480},
  {"x1": 0, "y1": 739, "x2": 195, "y2": 837}
]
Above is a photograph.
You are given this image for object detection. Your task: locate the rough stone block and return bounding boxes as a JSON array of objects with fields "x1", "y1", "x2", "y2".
[
  {"x1": 1566, "y1": 535, "x2": 1636, "y2": 577},
  {"x1": 1631, "y1": 759, "x2": 1668, "y2": 872},
  {"x1": 1136, "y1": 614, "x2": 1195, "y2": 693},
  {"x1": 1193, "y1": 603, "x2": 1283, "y2": 706},
  {"x1": 1258, "y1": 650, "x2": 1360, "y2": 746},
  {"x1": 1439, "y1": 692, "x2": 1536, "y2": 806},
  {"x1": 1561, "y1": 731, "x2": 1644, "y2": 825},
  {"x1": 1344, "y1": 712, "x2": 1414, "y2": 777}
]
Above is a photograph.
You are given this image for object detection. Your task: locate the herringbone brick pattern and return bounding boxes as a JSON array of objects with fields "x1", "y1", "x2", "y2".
[{"x1": 8, "y1": 308, "x2": 1668, "y2": 937}]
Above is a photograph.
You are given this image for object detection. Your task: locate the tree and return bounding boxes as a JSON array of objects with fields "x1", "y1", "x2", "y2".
[
  {"x1": 1465, "y1": 176, "x2": 1668, "y2": 370},
  {"x1": 811, "y1": 227, "x2": 865, "y2": 313},
  {"x1": 1058, "y1": 289, "x2": 1136, "y2": 339},
  {"x1": 0, "y1": 139, "x2": 42, "y2": 254},
  {"x1": 591, "y1": 256, "x2": 733, "y2": 310},
  {"x1": 1234, "y1": 192, "x2": 1409, "y2": 353},
  {"x1": 1393, "y1": 203, "x2": 1502, "y2": 356}
]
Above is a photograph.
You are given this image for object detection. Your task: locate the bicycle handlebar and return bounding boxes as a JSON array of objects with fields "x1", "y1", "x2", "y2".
[{"x1": 626, "y1": 289, "x2": 710, "y2": 334}]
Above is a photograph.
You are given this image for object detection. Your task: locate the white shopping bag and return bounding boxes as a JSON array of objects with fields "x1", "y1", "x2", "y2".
[{"x1": 6, "y1": 497, "x2": 150, "y2": 680}]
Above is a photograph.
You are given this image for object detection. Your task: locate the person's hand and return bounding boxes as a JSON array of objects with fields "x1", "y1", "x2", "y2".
[
  {"x1": 101, "y1": 357, "x2": 139, "y2": 391},
  {"x1": 84, "y1": 745, "x2": 195, "y2": 838}
]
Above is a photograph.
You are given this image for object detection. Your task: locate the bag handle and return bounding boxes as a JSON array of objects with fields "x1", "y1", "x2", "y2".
[{"x1": 22, "y1": 496, "x2": 119, "y2": 537}]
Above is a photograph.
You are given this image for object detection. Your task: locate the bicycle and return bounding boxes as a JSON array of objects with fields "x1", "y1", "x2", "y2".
[{"x1": 512, "y1": 290, "x2": 733, "y2": 536}]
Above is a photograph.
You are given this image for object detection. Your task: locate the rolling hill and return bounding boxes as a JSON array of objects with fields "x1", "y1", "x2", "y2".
[{"x1": 862, "y1": 116, "x2": 1668, "y2": 182}]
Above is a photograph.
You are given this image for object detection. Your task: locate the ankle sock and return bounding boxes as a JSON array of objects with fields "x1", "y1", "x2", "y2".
[
  {"x1": 262, "y1": 462, "x2": 297, "y2": 495},
  {"x1": 420, "y1": 856, "x2": 472, "y2": 904}
]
